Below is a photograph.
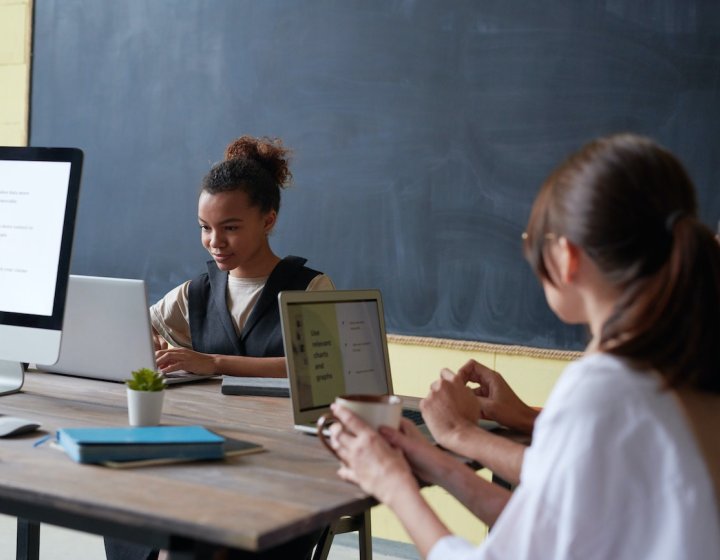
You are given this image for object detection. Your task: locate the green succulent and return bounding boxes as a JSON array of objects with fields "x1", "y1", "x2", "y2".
[{"x1": 126, "y1": 367, "x2": 166, "y2": 392}]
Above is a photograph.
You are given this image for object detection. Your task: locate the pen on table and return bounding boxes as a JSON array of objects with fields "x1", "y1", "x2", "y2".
[{"x1": 33, "y1": 434, "x2": 52, "y2": 448}]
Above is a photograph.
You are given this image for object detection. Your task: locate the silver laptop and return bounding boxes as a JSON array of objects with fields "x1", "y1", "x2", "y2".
[
  {"x1": 36, "y1": 275, "x2": 210, "y2": 384},
  {"x1": 279, "y1": 289, "x2": 430, "y2": 435}
]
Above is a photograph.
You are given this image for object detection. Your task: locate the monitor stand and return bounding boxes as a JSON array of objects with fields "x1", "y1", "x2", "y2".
[{"x1": 0, "y1": 361, "x2": 24, "y2": 395}]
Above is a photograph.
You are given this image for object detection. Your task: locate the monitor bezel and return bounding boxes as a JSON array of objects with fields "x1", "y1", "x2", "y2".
[{"x1": 0, "y1": 146, "x2": 83, "y2": 331}]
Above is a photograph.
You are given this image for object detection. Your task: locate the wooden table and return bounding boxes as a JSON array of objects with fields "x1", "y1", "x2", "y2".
[{"x1": 0, "y1": 371, "x2": 374, "y2": 559}]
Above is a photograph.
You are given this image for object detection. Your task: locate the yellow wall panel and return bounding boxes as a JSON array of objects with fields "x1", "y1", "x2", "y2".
[
  {"x1": 388, "y1": 339, "x2": 568, "y2": 412},
  {"x1": 0, "y1": 3, "x2": 28, "y2": 65},
  {"x1": 388, "y1": 341, "x2": 494, "y2": 397},
  {"x1": 0, "y1": 0, "x2": 30, "y2": 144},
  {"x1": 0, "y1": 122, "x2": 26, "y2": 146},
  {"x1": 493, "y1": 353, "x2": 567, "y2": 407},
  {"x1": 0, "y1": 64, "x2": 28, "y2": 129}
]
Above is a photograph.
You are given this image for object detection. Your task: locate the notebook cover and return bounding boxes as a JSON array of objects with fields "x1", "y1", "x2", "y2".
[
  {"x1": 57, "y1": 426, "x2": 225, "y2": 464},
  {"x1": 58, "y1": 425, "x2": 222, "y2": 444}
]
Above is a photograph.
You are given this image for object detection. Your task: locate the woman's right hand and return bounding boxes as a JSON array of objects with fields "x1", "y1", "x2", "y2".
[
  {"x1": 155, "y1": 347, "x2": 217, "y2": 375},
  {"x1": 380, "y1": 419, "x2": 459, "y2": 486},
  {"x1": 458, "y1": 359, "x2": 538, "y2": 434},
  {"x1": 328, "y1": 406, "x2": 419, "y2": 507},
  {"x1": 421, "y1": 360, "x2": 538, "y2": 450},
  {"x1": 420, "y1": 367, "x2": 483, "y2": 449}
]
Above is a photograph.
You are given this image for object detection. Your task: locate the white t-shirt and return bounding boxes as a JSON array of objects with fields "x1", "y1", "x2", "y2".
[
  {"x1": 429, "y1": 353, "x2": 720, "y2": 560},
  {"x1": 150, "y1": 273, "x2": 334, "y2": 348}
]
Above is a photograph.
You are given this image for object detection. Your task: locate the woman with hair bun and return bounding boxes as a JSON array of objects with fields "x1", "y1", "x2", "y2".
[
  {"x1": 326, "y1": 133, "x2": 720, "y2": 559},
  {"x1": 150, "y1": 135, "x2": 333, "y2": 378},
  {"x1": 105, "y1": 136, "x2": 331, "y2": 560}
]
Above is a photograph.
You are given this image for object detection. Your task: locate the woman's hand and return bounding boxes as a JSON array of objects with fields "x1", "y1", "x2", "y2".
[
  {"x1": 381, "y1": 419, "x2": 461, "y2": 487},
  {"x1": 329, "y1": 405, "x2": 419, "y2": 507},
  {"x1": 420, "y1": 366, "x2": 483, "y2": 448},
  {"x1": 155, "y1": 347, "x2": 217, "y2": 375},
  {"x1": 329, "y1": 409, "x2": 460, "y2": 559},
  {"x1": 152, "y1": 330, "x2": 169, "y2": 352},
  {"x1": 458, "y1": 360, "x2": 538, "y2": 434}
]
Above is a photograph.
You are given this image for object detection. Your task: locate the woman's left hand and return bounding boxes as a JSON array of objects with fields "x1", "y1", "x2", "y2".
[
  {"x1": 155, "y1": 347, "x2": 217, "y2": 375},
  {"x1": 329, "y1": 405, "x2": 419, "y2": 506}
]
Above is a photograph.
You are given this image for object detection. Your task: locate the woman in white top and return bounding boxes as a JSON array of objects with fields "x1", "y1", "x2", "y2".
[{"x1": 327, "y1": 133, "x2": 720, "y2": 559}]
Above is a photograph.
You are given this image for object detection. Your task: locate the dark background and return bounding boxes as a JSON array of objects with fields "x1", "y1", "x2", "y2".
[{"x1": 30, "y1": 1, "x2": 720, "y2": 350}]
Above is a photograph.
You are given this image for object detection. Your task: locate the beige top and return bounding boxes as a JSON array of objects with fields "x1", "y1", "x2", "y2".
[{"x1": 150, "y1": 273, "x2": 334, "y2": 348}]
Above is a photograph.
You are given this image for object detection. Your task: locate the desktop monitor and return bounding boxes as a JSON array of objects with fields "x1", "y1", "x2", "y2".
[{"x1": 0, "y1": 146, "x2": 83, "y2": 394}]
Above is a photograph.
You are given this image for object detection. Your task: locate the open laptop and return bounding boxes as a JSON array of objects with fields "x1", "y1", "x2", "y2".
[
  {"x1": 279, "y1": 289, "x2": 433, "y2": 435},
  {"x1": 36, "y1": 275, "x2": 210, "y2": 385}
]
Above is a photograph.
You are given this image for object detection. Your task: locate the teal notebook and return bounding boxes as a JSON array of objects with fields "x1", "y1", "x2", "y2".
[{"x1": 56, "y1": 425, "x2": 225, "y2": 464}]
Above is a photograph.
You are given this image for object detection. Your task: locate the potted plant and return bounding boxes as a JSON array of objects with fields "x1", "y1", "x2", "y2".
[{"x1": 126, "y1": 368, "x2": 166, "y2": 426}]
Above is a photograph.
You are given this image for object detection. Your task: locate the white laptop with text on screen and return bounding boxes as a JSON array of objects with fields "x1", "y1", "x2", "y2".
[
  {"x1": 36, "y1": 275, "x2": 211, "y2": 385},
  {"x1": 278, "y1": 289, "x2": 431, "y2": 435}
]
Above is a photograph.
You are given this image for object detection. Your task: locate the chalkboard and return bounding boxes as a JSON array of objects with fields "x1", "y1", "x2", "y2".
[{"x1": 30, "y1": 1, "x2": 720, "y2": 350}]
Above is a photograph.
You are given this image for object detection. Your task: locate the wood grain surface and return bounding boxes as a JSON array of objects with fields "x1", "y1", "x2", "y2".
[{"x1": 0, "y1": 371, "x2": 372, "y2": 551}]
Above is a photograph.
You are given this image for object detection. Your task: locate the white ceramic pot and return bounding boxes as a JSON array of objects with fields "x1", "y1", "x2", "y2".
[{"x1": 127, "y1": 388, "x2": 165, "y2": 426}]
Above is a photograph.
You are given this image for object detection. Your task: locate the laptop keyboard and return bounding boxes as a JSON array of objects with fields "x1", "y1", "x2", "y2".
[{"x1": 402, "y1": 408, "x2": 424, "y2": 425}]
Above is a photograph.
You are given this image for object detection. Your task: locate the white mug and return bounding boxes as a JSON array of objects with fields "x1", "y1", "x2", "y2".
[{"x1": 317, "y1": 394, "x2": 402, "y2": 458}]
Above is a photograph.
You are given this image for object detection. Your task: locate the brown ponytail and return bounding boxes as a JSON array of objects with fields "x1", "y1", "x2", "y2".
[
  {"x1": 524, "y1": 133, "x2": 720, "y2": 393},
  {"x1": 602, "y1": 217, "x2": 720, "y2": 392}
]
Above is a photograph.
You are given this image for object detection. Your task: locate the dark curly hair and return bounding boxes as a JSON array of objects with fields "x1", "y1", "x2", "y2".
[{"x1": 201, "y1": 136, "x2": 292, "y2": 214}]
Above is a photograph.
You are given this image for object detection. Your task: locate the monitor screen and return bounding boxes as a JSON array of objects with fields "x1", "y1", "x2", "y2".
[{"x1": 0, "y1": 147, "x2": 82, "y2": 364}]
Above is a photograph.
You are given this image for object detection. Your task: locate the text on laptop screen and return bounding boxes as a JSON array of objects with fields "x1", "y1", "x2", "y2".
[
  {"x1": 287, "y1": 300, "x2": 390, "y2": 412},
  {"x1": 0, "y1": 160, "x2": 71, "y2": 316}
]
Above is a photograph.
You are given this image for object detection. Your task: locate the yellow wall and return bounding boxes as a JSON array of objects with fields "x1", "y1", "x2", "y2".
[
  {"x1": 5, "y1": 5, "x2": 572, "y2": 547},
  {"x1": 0, "y1": 0, "x2": 31, "y2": 146}
]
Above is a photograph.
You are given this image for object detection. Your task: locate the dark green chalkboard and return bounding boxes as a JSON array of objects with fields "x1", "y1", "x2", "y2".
[{"x1": 30, "y1": 1, "x2": 720, "y2": 350}]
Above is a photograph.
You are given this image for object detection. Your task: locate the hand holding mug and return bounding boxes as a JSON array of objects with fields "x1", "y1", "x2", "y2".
[{"x1": 317, "y1": 394, "x2": 402, "y2": 459}]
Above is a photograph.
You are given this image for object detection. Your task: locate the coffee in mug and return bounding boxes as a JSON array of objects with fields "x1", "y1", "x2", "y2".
[{"x1": 317, "y1": 394, "x2": 402, "y2": 458}]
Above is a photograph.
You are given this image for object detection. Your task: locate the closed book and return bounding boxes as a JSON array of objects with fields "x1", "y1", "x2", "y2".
[
  {"x1": 221, "y1": 376, "x2": 290, "y2": 397},
  {"x1": 102, "y1": 436, "x2": 264, "y2": 468},
  {"x1": 56, "y1": 425, "x2": 225, "y2": 464}
]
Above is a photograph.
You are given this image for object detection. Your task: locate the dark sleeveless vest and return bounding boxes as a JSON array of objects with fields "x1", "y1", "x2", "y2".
[{"x1": 187, "y1": 256, "x2": 322, "y2": 358}]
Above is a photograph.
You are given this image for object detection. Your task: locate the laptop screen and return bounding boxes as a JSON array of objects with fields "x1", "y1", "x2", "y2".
[{"x1": 285, "y1": 297, "x2": 390, "y2": 413}]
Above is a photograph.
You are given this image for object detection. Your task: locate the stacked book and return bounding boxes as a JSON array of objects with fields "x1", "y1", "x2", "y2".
[
  {"x1": 56, "y1": 425, "x2": 262, "y2": 467},
  {"x1": 220, "y1": 376, "x2": 290, "y2": 397}
]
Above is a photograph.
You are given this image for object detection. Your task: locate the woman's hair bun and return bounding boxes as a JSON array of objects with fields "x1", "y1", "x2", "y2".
[{"x1": 224, "y1": 136, "x2": 292, "y2": 187}]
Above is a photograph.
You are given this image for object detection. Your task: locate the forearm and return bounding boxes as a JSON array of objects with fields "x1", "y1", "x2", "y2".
[
  {"x1": 515, "y1": 406, "x2": 540, "y2": 434},
  {"x1": 385, "y1": 481, "x2": 452, "y2": 559},
  {"x1": 441, "y1": 462, "x2": 513, "y2": 526},
  {"x1": 213, "y1": 355, "x2": 287, "y2": 377},
  {"x1": 402, "y1": 445, "x2": 511, "y2": 531},
  {"x1": 443, "y1": 427, "x2": 526, "y2": 486}
]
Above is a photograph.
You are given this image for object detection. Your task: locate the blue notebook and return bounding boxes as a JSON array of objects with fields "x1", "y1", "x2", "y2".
[{"x1": 56, "y1": 425, "x2": 225, "y2": 464}]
